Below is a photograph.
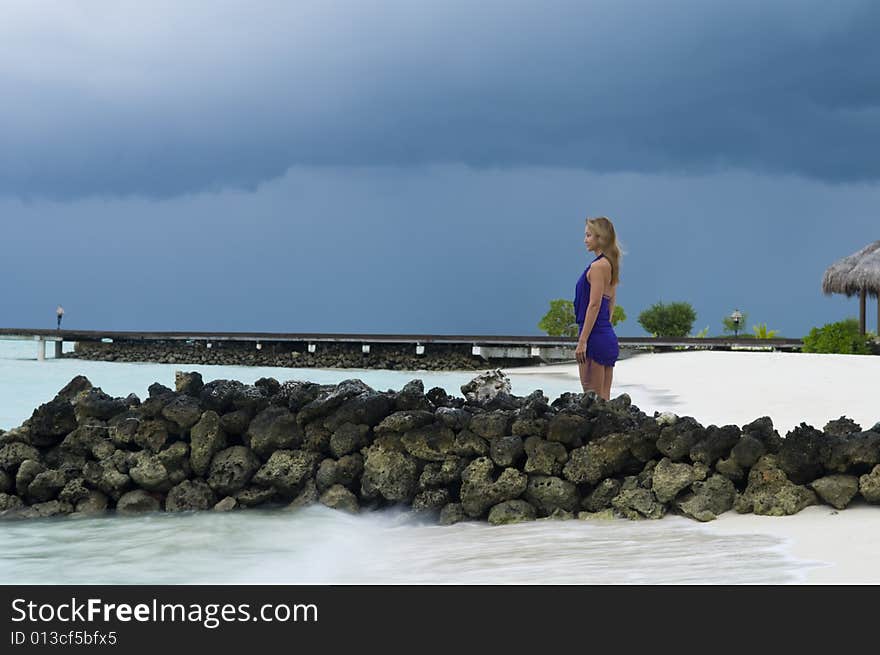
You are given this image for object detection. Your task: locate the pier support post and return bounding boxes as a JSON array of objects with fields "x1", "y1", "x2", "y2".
[{"x1": 36, "y1": 337, "x2": 45, "y2": 361}]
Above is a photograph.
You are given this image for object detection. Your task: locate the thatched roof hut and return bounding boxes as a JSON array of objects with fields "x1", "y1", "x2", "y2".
[{"x1": 822, "y1": 240, "x2": 880, "y2": 335}]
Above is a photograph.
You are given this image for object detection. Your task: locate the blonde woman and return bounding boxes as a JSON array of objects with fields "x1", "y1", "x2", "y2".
[{"x1": 574, "y1": 217, "x2": 621, "y2": 400}]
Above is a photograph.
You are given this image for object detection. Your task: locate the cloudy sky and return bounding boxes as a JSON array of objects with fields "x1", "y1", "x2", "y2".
[{"x1": 2, "y1": 0, "x2": 878, "y2": 337}]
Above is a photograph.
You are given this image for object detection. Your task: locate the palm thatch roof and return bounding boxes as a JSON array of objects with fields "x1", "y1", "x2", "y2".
[{"x1": 822, "y1": 240, "x2": 880, "y2": 299}]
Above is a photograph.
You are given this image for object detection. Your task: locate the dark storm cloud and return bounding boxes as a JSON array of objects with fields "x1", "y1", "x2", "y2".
[{"x1": 2, "y1": 0, "x2": 879, "y2": 198}]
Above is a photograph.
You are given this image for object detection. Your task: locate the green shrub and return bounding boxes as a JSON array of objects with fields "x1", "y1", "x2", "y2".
[
  {"x1": 802, "y1": 318, "x2": 872, "y2": 354},
  {"x1": 752, "y1": 323, "x2": 780, "y2": 339},
  {"x1": 637, "y1": 301, "x2": 697, "y2": 338},
  {"x1": 611, "y1": 305, "x2": 626, "y2": 326},
  {"x1": 538, "y1": 299, "x2": 578, "y2": 337}
]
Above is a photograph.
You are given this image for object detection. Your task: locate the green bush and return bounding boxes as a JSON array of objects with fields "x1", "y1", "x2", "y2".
[
  {"x1": 802, "y1": 318, "x2": 872, "y2": 354},
  {"x1": 637, "y1": 301, "x2": 697, "y2": 338},
  {"x1": 752, "y1": 323, "x2": 780, "y2": 339},
  {"x1": 611, "y1": 305, "x2": 626, "y2": 326},
  {"x1": 538, "y1": 299, "x2": 578, "y2": 337}
]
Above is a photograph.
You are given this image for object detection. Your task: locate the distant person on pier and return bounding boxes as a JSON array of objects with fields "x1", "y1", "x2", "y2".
[
  {"x1": 56, "y1": 305, "x2": 64, "y2": 330},
  {"x1": 574, "y1": 216, "x2": 621, "y2": 401}
]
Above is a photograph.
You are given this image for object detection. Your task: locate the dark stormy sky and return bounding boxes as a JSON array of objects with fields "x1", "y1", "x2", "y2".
[{"x1": 2, "y1": 1, "x2": 879, "y2": 337}]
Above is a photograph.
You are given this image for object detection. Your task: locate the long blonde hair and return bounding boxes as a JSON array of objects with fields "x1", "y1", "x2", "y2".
[{"x1": 586, "y1": 216, "x2": 621, "y2": 286}]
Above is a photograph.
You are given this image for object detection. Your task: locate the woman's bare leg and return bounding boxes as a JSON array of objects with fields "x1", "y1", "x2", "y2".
[
  {"x1": 578, "y1": 358, "x2": 591, "y2": 393},
  {"x1": 586, "y1": 358, "x2": 606, "y2": 398},
  {"x1": 601, "y1": 365, "x2": 614, "y2": 401}
]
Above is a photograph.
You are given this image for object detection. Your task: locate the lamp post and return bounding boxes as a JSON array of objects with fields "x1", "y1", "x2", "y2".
[{"x1": 730, "y1": 309, "x2": 742, "y2": 338}]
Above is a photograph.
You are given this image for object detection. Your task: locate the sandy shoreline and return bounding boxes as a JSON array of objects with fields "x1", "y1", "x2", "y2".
[{"x1": 507, "y1": 350, "x2": 880, "y2": 584}]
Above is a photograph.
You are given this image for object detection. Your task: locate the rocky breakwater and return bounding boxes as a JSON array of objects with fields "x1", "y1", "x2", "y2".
[{"x1": 2, "y1": 370, "x2": 880, "y2": 525}]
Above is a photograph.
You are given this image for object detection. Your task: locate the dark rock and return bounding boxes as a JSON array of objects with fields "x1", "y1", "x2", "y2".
[
  {"x1": 319, "y1": 484, "x2": 359, "y2": 513},
  {"x1": 809, "y1": 475, "x2": 860, "y2": 509},
  {"x1": 254, "y1": 377, "x2": 281, "y2": 398},
  {"x1": 412, "y1": 488, "x2": 451, "y2": 513},
  {"x1": 59, "y1": 478, "x2": 91, "y2": 505},
  {"x1": 546, "y1": 413, "x2": 590, "y2": 447},
  {"x1": 82, "y1": 461, "x2": 130, "y2": 500},
  {"x1": 402, "y1": 424, "x2": 457, "y2": 462},
  {"x1": 824, "y1": 416, "x2": 861, "y2": 438},
  {"x1": 742, "y1": 416, "x2": 783, "y2": 453},
  {"x1": 252, "y1": 450, "x2": 321, "y2": 496},
  {"x1": 488, "y1": 499, "x2": 537, "y2": 525},
  {"x1": 161, "y1": 395, "x2": 203, "y2": 432},
  {"x1": 246, "y1": 407, "x2": 302, "y2": 458},
  {"x1": 0, "y1": 493, "x2": 24, "y2": 512},
  {"x1": 511, "y1": 417, "x2": 548, "y2": 438},
  {"x1": 690, "y1": 425, "x2": 741, "y2": 466},
  {"x1": 824, "y1": 431, "x2": 880, "y2": 474},
  {"x1": 563, "y1": 433, "x2": 639, "y2": 485},
  {"x1": 219, "y1": 410, "x2": 251, "y2": 436},
  {"x1": 734, "y1": 455, "x2": 818, "y2": 515},
  {"x1": 27, "y1": 469, "x2": 66, "y2": 503},
  {"x1": 0, "y1": 443, "x2": 42, "y2": 473},
  {"x1": 489, "y1": 435, "x2": 525, "y2": 468},
  {"x1": 148, "y1": 382, "x2": 175, "y2": 399},
  {"x1": 330, "y1": 423, "x2": 371, "y2": 458},
  {"x1": 17, "y1": 500, "x2": 75, "y2": 519},
  {"x1": 675, "y1": 475, "x2": 737, "y2": 521},
  {"x1": 231, "y1": 386, "x2": 269, "y2": 415},
  {"x1": 860, "y1": 465, "x2": 880, "y2": 503},
  {"x1": 435, "y1": 407, "x2": 471, "y2": 431},
  {"x1": 166, "y1": 480, "x2": 217, "y2": 512},
  {"x1": 439, "y1": 502, "x2": 467, "y2": 525},
  {"x1": 214, "y1": 497, "x2": 237, "y2": 512},
  {"x1": 468, "y1": 411, "x2": 513, "y2": 440},
  {"x1": 581, "y1": 479, "x2": 621, "y2": 512},
  {"x1": 287, "y1": 480, "x2": 319, "y2": 510},
  {"x1": 375, "y1": 411, "x2": 435, "y2": 435},
  {"x1": 75, "y1": 389, "x2": 127, "y2": 421},
  {"x1": 116, "y1": 490, "x2": 160, "y2": 514},
  {"x1": 75, "y1": 490, "x2": 108, "y2": 515},
  {"x1": 302, "y1": 423, "x2": 332, "y2": 454},
  {"x1": 452, "y1": 430, "x2": 489, "y2": 457},
  {"x1": 612, "y1": 488, "x2": 665, "y2": 520},
  {"x1": 656, "y1": 417, "x2": 705, "y2": 461},
  {"x1": 174, "y1": 371, "x2": 204, "y2": 397},
  {"x1": 56, "y1": 375, "x2": 93, "y2": 402},
  {"x1": 0, "y1": 470, "x2": 9, "y2": 493},
  {"x1": 235, "y1": 486, "x2": 278, "y2": 507},
  {"x1": 280, "y1": 381, "x2": 325, "y2": 413},
  {"x1": 133, "y1": 420, "x2": 170, "y2": 453},
  {"x1": 297, "y1": 379, "x2": 374, "y2": 425},
  {"x1": 29, "y1": 397, "x2": 78, "y2": 447},
  {"x1": 460, "y1": 458, "x2": 527, "y2": 517},
  {"x1": 730, "y1": 435, "x2": 767, "y2": 469},
  {"x1": 107, "y1": 413, "x2": 140, "y2": 447},
  {"x1": 128, "y1": 453, "x2": 171, "y2": 492},
  {"x1": 199, "y1": 379, "x2": 246, "y2": 413},
  {"x1": 360, "y1": 445, "x2": 419, "y2": 502},
  {"x1": 395, "y1": 379, "x2": 433, "y2": 412},
  {"x1": 426, "y1": 387, "x2": 451, "y2": 408},
  {"x1": 419, "y1": 456, "x2": 467, "y2": 490},
  {"x1": 777, "y1": 424, "x2": 832, "y2": 485},
  {"x1": 524, "y1": 476, "x2": 579, "y2": 516},
  {"x1": 715, "y1": 457, "x2": 745, "y2": 482},
  {"x1": 523, "y1": 437, "x2": 568, "y2": 476},
  {"x1": 190, "y1": 411, "x2": 227, "y2": 477},
  {"x1": 207, "y1": 446, "x2": 261, "y2": 496},
  {"x1": 652, "y1": 457, "x2": 700, "y2": 503},
  {"x1": 16, "y1": 460, "x2": 45, "y2": 497}
]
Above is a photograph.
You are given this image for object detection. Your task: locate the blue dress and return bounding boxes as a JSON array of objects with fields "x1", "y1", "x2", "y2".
[{"x1": 574, "y1": 254, "x2": 619, "y2": 367}]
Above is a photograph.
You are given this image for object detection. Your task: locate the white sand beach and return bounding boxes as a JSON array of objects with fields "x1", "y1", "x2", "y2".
[{"x1": 508, "y1": 350, "x2": 880, "y2": 584}]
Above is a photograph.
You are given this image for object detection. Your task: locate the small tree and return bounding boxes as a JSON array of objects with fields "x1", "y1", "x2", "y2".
[
  {"x1": 722, "y1": 311, "x2": 749, "y2": 336},
  {"x1": 538, "y1": 299, "x2": 578, "y2": 337},
  {"x1": 637, "y1": 301, "x2": 697, "y2": 337},
  {"x1": 611, "y1": 305, "x2": 626, "y2": 326}
]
